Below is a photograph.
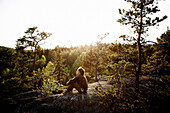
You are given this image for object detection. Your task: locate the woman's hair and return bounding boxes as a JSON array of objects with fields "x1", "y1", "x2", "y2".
[{"x1": 78, "y1": 67, "x2": 85, "y2": 75}]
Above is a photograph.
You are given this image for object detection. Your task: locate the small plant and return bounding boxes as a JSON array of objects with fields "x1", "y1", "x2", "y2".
[
  {"x1": 34, "y1": 62, "x2": 67, "y2": 97},
  {"x1": 97, "y1": 82, "x2": 148, "y2": 113},
  {"x1": 39, "y1": 78, "x2": 66, "y2": 97}
]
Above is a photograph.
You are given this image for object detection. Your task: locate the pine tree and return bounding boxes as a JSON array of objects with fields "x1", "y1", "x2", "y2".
[
  {"x1": 156, "y1": 29, "x2": 170, "y2": 75},
  {"x1": 80, "y1": 45, "x2": 96, "y2": 78},
  {"x1": 117, "y1": 0, "x2": 167, "y2": 92},
  {"x1": 1, "y1": 50, "x2": 30, "y2": 96},
  {"x1": 16, "y1": 27, "x2": 51, "y2": 72},
  {"x1": 145, "y1": 29, "x2": 170, "y2": 76},
  {"x1": 52, "y1": 46, "x2": 68, "y2": 84}
]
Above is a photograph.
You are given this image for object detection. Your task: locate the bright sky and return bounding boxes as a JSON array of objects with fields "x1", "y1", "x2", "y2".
[{"x1": 0, "y1": 0, "x2": 169, "y2": 49}]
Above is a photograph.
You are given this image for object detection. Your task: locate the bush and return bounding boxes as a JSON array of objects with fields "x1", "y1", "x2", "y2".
[
  {"x1": 97, "y1": 81, "x2": 149, "y2": 113},
  {"x1": 97, "y1": 75, "x2": 170, "y2": 113},
  {"x1": 39, "y1": 78, "x2": 67, "y2": 97},
  {"x1": 34, "y1": 61, "x2": 67, "y2": 97}
]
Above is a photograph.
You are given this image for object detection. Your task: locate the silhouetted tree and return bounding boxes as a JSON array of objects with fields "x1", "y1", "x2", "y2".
[
  {"x1": 16, "y1": 27, "x2": 52, "y2": 72},
  {"x1": 117, "y1": 0, "x2": 167, "y2": 92}
]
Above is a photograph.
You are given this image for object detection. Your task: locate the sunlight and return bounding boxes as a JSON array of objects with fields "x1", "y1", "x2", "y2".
[
  {"x1": 0, "y1": 0, "x2": 169, "y2": 48},
  {"x1": 0, "y1": 0, "x2": 169, "y2": 112}
]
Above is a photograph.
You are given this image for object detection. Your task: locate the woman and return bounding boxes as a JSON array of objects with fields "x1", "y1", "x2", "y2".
[{"x1": 63, "y1": 67, "x2": 88, "y2": 94}]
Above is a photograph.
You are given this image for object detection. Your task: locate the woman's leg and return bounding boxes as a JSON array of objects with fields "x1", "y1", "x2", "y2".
[{"x1": 63, "y1": 82, "x2": 81, "y2": 94}]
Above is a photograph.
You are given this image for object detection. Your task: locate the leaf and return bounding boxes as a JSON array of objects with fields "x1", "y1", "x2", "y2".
[
  {"x1": 163, "y1": 15, "x2": 168, "y2": 20},
  {"x1": 119, "y1": 35, "x2": 126, "y2": 38},
  {"x1": 119, "y1": 9, "x2": 122, "y2": 14},
  {"x1": 117, "y1": 19, "x2": 123, "y2": 23},
  {"x1": 123, "y1": 9, "x2": 125, "y2": 13}
]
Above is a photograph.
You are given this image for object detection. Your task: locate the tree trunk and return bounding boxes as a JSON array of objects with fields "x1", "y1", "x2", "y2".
[
  {"x1": 33, "y1": 49, "x2": 36, "y2": 72},
  {"x1": 136, "y1": 1, "x2": 143, "y2": 93},
  {"x1": 136, "y1": 38, "x2": 142, "y2": 92},
  {"x1": 33, "y1": 43, "x2": 38, "y2": 72},
  {"x1": 95, "y1": 51, "x2": 99, "y2": 81}
]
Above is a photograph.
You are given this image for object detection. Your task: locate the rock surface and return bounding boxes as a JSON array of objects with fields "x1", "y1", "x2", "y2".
[{"x1": 2, "y1": 80, "x2": 112, "y2": 113}]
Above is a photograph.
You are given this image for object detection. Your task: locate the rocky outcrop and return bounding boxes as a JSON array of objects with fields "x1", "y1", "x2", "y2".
[
  {"x1": 19, "y1": 81, "x2": 111, "y2": 113},
  {"x1": 0, "y1": 90, "x2": 41, "y2": 113},
  {"x1": 19, "y1": 92, "x2": 99, "y2": 113},
  {"x1": 1, "y1": 80, "x2": 112, "y2": 113}
]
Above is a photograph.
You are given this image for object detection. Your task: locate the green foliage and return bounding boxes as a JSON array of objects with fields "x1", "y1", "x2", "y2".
[
  {"x1": 51, "y1": 46, "x2": 69, "y2": 84},
  {"x1": 0, "y1": 26, "x2": 169, "y2": 113},
  {"x1": 107, "y1": 60, "x2": 135, "y2": 84},
  {"x1": 71, "y1": 52, "x2": 84, "y2": 75},
  {"x1": 68, "y1": 50, "x2": 79, "y2": 68},
  {"x1": 97, "y1": 75, "x2": 170, "y2": 113},
  {"x1": 142, "y1": 29, "x2": 170, "y2": 76},
  {"x1": 39, "y1": 78, "x2": 66, "y2": 97},
  {"x1": 16, "y1": 27, "x2": 52, "y2": 50},
  {"x1": 0, "y1": 46, "x2": 15, "y2": 76},
  {"x1": 35, "y1": 55, "x2": 46, "y2": 70},
  {"x1": 16, "y1": 27, "x2": 51, "y2": 72},
  {"x1": 1, "y1": 51, "x2": 31, "y2": 97},
  {"x1": 155, "y1": 29, "x2": 170, "y2": 75},
  {"x1": 97, "y1": 82, "x2": 148, "y2": 113},
  {"x1": 34, "y1": 61, "x2": 67, "y2": 96},
  {"x1": 96, "y1": 29, "x2": 169, "y2": 112},
  {"x1": 79, "y1": 45, "x2": 98, "y2": 78},
  {"x1": 117, "y1": 0, "x2": 167, "y2": 42},
  {"x1": 117, "y1": 0, "x2": 168, "y2": 92},
  {"x1": 106, "y1": 43, "x2": 137, "y2": 78}
]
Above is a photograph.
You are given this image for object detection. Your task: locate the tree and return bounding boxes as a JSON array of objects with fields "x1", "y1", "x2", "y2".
[
  {"x1": 34, "y1": 61, "x2": 66, "y2": 96},
  {"x1": 94, "y1": 33, "x2": 109, "y2": 81},
  {"x1": 51, "y1": 46, "x2": 68, "y2": 84},
  {"x1": 1, "y1": 50, "x2": 30, "y2": 96},
  {"x1": 144, "y1": 29, "x2": 170, "y2": 76},
  {"x1": 156, "y1": 29, "x2": 170, "y2": 75},
  {"x1": 117, "y1": 0, "x2": 167, "y2": 91},
  {"x1": 80, "y1": 44, "x2": 96, "y2": 78},
  {"x1": 0, "y1": 47, "x2": 15, "y2": 76},
  {"x1": 16, "y1": 27, "x2": 52, "y2": 72}
]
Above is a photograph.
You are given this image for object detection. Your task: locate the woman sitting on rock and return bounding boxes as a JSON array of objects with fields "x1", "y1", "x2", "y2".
[{"x1": 63, "y1": 67, "x2": 88, "y2": 94}]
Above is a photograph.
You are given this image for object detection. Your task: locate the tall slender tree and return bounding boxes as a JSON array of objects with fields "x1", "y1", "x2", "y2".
[
  {"x1": 117, "y1": 0, "x2": 167, "y2": 92},
  {"x1": 16, "y1": 27, "x2": 52, "y2": 72}
]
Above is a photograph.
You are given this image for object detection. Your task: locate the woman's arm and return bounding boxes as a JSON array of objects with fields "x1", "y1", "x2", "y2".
[{"x1": 67, "y1": 75, "x2": 79, "y2": 85}]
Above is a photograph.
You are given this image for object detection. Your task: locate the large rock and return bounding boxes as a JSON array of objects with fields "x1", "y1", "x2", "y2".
[
  {"x1": 0, "y1": 90, "x2": 40, "y2": 113},
  {"x1": 3, "y1": 81, "x2": 112, "y2": 113},
  {"x1": 19, "y1": 93, "x2": 99, "y2": 113}
]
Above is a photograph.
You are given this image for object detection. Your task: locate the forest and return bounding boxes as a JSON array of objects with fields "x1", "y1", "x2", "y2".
[
  {"x1": 0, "y1": 28, "x2": 169, "y2": 112},
  {"x1": 0, "y1": 0, "x2": 169, "y2": 113}
]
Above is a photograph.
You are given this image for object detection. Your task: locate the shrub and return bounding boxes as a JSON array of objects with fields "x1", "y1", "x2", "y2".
[
  {"x1": 34, "y1": 61, "x2": 67, "y2": 97},
  {"x1": 39, "y1": 78, "x2": 66, "y2": 97},
  {"x1": 97, "y1": 82, "x2": 149, "y2": 113}
]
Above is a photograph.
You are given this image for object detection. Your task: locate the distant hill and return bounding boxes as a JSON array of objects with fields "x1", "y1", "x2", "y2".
[{"x1": 0, "y1": 46, "x2": 15, "y2": 51}]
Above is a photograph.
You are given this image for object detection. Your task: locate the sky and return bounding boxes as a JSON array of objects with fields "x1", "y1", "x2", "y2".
[{"x1": 0, "y1": 0, "x2": 169, "y2": 49}]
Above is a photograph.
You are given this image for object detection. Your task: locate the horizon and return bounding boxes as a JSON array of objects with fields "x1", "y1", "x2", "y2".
[{"x1": 0, "y1": 0, "x2": 169, "y2": 49}]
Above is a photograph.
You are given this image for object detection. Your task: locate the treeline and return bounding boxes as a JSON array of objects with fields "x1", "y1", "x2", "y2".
[{"x1": 0, "y1": 29, "x2": 169, "y2": 98}]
